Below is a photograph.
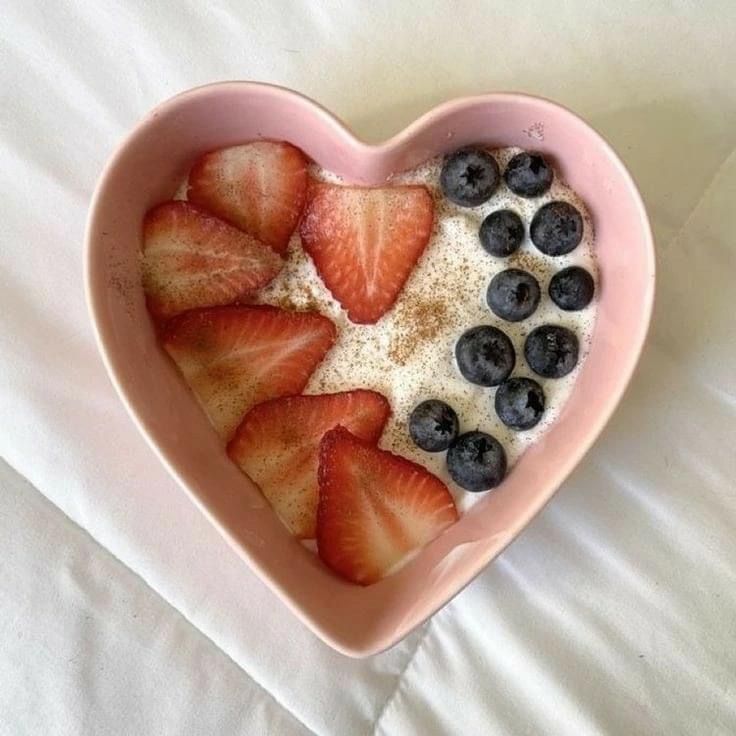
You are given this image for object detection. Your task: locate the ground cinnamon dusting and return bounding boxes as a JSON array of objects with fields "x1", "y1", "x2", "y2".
[
  {"x1": 264, "y1": 245, "x2": 330, "y2": 313},
  {"x1": 271, "y1": 288, "x2": 324, "y2": 313},
  {"x1": 508, "y1": 250, "x2": 546, "y2": 273},
  {"x1": 389, "y1": 295, "x2": 450, "y2": 366}
]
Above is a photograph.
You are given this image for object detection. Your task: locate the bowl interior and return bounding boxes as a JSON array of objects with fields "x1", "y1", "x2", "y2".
[{"x1": 86, "y1": 84, "x2": 654, "y2": 656}]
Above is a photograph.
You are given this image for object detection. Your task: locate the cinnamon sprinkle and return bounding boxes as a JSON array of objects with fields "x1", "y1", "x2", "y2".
[
  {"x1": 389, "y1": 295, "x2": 451, "y2": 366},
  {"x1": 508, "y1": 250, "x2": 546, "y2": 274},
  {"x1": 271, "y1": 288, "x2": 325, "y2": 313}
]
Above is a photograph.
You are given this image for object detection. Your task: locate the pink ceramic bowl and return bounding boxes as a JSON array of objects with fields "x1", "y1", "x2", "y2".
[{"x1": 85, "y1": 82, "x2": 655, "y2": 657}]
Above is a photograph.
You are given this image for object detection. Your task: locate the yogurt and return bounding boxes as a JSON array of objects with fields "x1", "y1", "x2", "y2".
[
  {"x1": 176, "y1": 148, "x2": 597, "y2": 510},
  {"x1": 257, "y1": 147, "x2": 597, "y2": 511}
]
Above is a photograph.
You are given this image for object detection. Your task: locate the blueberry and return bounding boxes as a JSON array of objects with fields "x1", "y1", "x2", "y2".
[
  {"x1": 549, "y1": 266, "x2": 595, "y2": 311},
  {"x1": 455, "y1": 325, "x2": 515, "y2": 387},
  {"x1": 524, "y1": 325, "x2": 579, "y2": 378},
  {"x1": 504, "y1": 151, "x2": 553, "y2": 197},
  {"x1": 530, "y1": 201, "x2": 583, "y2": 256},
  {"x1": 440, "y1": 147, "x2": 500, "y2": 207},
  {"x1": 447, "y1": 431, "x2": 507, "y2": 492},
  {"x1": 486, "y1": 269, "x2": 541, "y2": 322},
  {"x1": 495, "y1": 377, "x2": 546, "y2": 430},
  {"x1": 409, "y1": 399, "x2": 459, "y2": 452},
  {"x1": 479, "y1": 210, "x2": 524, "y2": 257}
]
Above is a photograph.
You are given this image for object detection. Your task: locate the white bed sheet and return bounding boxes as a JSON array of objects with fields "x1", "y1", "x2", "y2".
[{"x1": 2, "y1": 2, "x2": 736, "y2": 734}]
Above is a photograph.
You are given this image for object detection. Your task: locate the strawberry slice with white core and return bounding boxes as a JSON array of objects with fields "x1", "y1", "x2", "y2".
[
  {"x1": 142, "y1": 201, "x2": 283, "y2": 321},
  {"x1": 161, "y1": 305, "x2": 336, "y2": 440},
  {"x1": 188, "y1": 141, "x2": 309, "y2": 255},
  {"x1": 228, "y1": 391, "x2": 390, "y2": 539},
  {"x1": 299, "y1": 181, "x2": 434, "y2": 324},
  {"x1": 317, "y1": 427, "x2": 458, "y2": 585}
]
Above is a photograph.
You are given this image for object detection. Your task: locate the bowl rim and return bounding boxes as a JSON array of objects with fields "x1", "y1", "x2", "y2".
[{"x1": 84, "y1": 82, "x2": 655, "y2": 657}]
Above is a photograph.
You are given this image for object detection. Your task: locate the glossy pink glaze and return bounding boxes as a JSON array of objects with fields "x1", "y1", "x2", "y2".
[{"x1": 85, "y1": 83, "x2": 655, "y2": 657}]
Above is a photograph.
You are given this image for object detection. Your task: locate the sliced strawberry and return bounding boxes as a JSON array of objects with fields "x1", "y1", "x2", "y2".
[
  {"x1": 228, "y1": 391, "x2": 390, "y2": 539},
  {"x1": 161, "y1": 305, "x2": 336, "y2": 440},
  {"x1": 299, "y1": 181, "x2": 434, "y2": 324},
  {"x1": 141, "y1": 201, "x2": 283, "y2": 321},
  {"x1": 317, "y1": 427, "x2": 458, "y2": 585},
  {"x1": 188, "y1": 141, "x2": 309, "y2": 255}
]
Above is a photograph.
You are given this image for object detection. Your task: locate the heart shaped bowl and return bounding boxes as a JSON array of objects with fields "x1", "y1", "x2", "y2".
[{"x1": 85, "y1": 82, "x2": 655, "y2": 657}]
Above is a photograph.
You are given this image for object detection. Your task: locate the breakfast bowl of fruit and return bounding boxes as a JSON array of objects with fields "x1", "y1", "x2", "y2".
[{"x1": 85, "y1": 82, "x2": 655, "y2": 657}]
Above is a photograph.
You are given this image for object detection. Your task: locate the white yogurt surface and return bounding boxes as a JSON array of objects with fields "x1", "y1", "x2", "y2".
[{"x1": 257, "y1": 148, "x2": 598, "y2": 511}]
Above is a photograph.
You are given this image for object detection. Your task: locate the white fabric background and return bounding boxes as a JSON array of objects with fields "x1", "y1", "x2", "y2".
[{"x1": 2, "y1": 1, "x2": 736, "y2": 734}]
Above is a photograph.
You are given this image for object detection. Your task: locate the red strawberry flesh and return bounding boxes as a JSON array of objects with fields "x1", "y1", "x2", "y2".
[
  {"x1": 228, "y1": 390, "x2": 390, "y2": 538},
  {"x1": 188, "y1": 141, "x2": 308, "y2": 255},
  {"x1": 161, "y1": 305, "x2": 336, "y2": 440},
  {"x1": 299, "y1": 181, "x2": 434, "y2": 324},
  {"x1": 142, "y1": 201, "x2": 283, "y2": 321},
  {"x1": 317, "y1": 427, "x2": 458, "y2": 585}
]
